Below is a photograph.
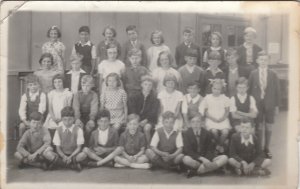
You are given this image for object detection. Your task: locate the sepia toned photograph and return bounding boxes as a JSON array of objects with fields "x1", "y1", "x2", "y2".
[{"x1": 0, "y1": 1, "x2": 299, "y2": 189}]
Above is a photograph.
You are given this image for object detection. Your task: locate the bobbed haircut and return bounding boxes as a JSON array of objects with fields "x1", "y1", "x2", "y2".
[
  {"x1": 52, "y1": 74, "x2": 65, "y2": 88},
  {"x1": 102, "y1": 25, "x2": 117, "y2": 37},
  {"x1": 157, "y1": 51, "x2": 173, "y2": 67},
  {"x1": 210, "y1": 31, "x2": 222, "y2": 45},
  {"x1": 39, "y1": 53, "x2": 54, "y2": 65},
  {"x1": 47, "y1": 25, "x2": 61, "y2": 38},
  {"x1": 61, "y1": 106, "x2": 75, "y2": 118},
  {"x1": 105, "y1": 72, "x2": 121, "y2": 87},
  {"x1": 163, "y1": 73, "x2": 178, "y2": 88},
  {"x1": 150, "y1": 30, "x2": 164, "y2": 45}
]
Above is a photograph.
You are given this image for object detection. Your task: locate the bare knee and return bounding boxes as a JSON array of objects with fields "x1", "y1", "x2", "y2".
[
  {"x1": 182, "y1": 156, "x2": 193, "y2": 165},
  {"x1": 83, "y1": 147, "x2": 91, "y2": 154},
  {"x1": 14, "y1": 152, "x2": 23, "y2": 160}
]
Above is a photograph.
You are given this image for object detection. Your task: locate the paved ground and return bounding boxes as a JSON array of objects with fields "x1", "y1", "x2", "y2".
[{"x1": 5, "y1": 112, "x2": 287, "y2": 185}]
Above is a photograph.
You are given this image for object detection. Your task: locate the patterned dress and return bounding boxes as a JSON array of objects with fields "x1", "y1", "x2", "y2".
[{"x1": 42, "y1": 41, "x2": 65, "y2": 73}]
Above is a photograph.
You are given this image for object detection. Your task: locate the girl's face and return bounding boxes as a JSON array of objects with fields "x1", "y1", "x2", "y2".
[
  {"x1": 208, "y1": 59, "x2": 221, "y2": 70},
  {"x1": 211, "y1": 83, "x2": 222, "y2": 96},
  {"x1": 104, "y1": 29, "x2": 114, "y2": 41},
  {"x1": 165, "y1": 80, "x2": 176, "y2": 91},
  {"x1": 27, "y1": 82, "x2": 39, "y2": 93},
  {"x1": 185, "y1": 56, "x2": 197, "y2": 66},
  {"x1": 97, "y1": 117, "x2": 110, "y2": 131},
  {"x1": 71, "y1": 60, "x2": 82, "y2": 71},
  {"x1": 79, "y1": 31, "x2": 90, "y2": 43},
  {"x1": 127, "y1": 30, "x2": 138, "y2": 41},
  {"x1": 244, "y1": 32, "x2": 255, "y2": 44},
  {"x1": 107, "y1": 76, "x2": 118, "y2": 89},
  {"x1": 162, "y1": 118, "x2": 175, "y2": 133},
  {"x1": 49, "y1": 29, "x2": 59, "y2": 42},
  {"x1": 41, "y1": 57, "x2": 52, "y2": 70},
  {"x1": 128, "y1": 119, "x2": 139, "y2": 135},
  {"x1": 159, "y1": 53, "x2": 170, "y2": 68},
  {"x1": 187, "y1": 85, "x2": 200, "y2": 98},
  {"x1": 141, "y1": 81, "x2": 153, "y2": 93},
  {"x1": 152, "y1": 34, "x2": 161, "y2": 46},
  {"x1": 236, "y1": 84, "x2": 248, "y2": 95},
  {"x1": 211, "y1": 34, "x2": 220, "y2": 47},
  {"x1": 183, "y1": 32, "x2": 193, "y2": 44},
  {"x1": 53, "y1": 78, "x2": 64, "y2": 90},
  {"x1": 107, "y1": 48, "x2": 118, "y2": 61}
]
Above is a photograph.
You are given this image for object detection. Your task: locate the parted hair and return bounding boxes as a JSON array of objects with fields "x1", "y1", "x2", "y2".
[
  {"x1": 61, "y1": 106, "x2": 75, "y2": 118},
  {"x1": 29, "y1": 112, "x2": 43, "y2": 121},
  {"x1": 47, "y1": 25, "x2": 61, "y2": 38},
  {"x1": 103, "y1": 25, "x2": 117, "y2": 37},
  {"x1": 39, "y1": 53, "x2": 54, "y2": 65}
]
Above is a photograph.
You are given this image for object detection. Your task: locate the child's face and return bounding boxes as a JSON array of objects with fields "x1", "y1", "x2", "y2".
[
  {"x1": 104, "y1": 29, "x2": 114, "y2": 41},
  {"x1": 107, "y1": 76, "x2": 118, "y2": 88},
  {"x1": 211, "y1": 34, "x2": 220, "y2": 47},
  {"x1": 27, "y1": 82, "x2": 39, "y2": 93},
  {"x1": 127, "y1": 30, "x2": 138, "y2": 41},
  {"x1": 62, "y1": 116, "x2": 74, "y2": 128},
  {"x1": 152, "y1": 34, "x2": 161, "y2": 45},
  {"x1": 162, "y1": 118, "x2": 175, "y2": 132},
  {"x1": 183, "y1": 32, "x2": 193, "y2": 43},
  {"x1": 107, "y1": 48, "x2": 118, "y2": 60},
  {"x1": 79, "y1": 31, "x2": 90, "y2": 43},
  {"x1": 165, "y1": 80, "x2": 176, "y2": 91},
  {"x1": 208, "y1": 59, "x2": 221, "y2": 70},
  {"x1": 227, "y1": 54, "x2": 238, "y2": 67},
  {"x1": 97, "y1": 117, "x2": 110, "y2": 131},
  {"x1": 240, "y1": 122, "x2": 253, "y2": 138},
  {"x1": 159, "y1": 53, "x2": 170, "y2": 68},
  {"x1": 190, "y1": 116, "x2": 202, "y2": 130},
  {"x1": 53, "y1": 78, "x2": 64, "y2": 90},
  {"x1": 141, "y1": 80, "x2": 153, "y2": 93},
  {"x1": 187, "y1": 85, "x2": 200, "y2": 97},
  {"x1": 185, "y1": 56, "x2": 197, "y2": 66},
  {"x1": 236, "y1": 83, "x2": 248, "y2": 95},
  {"x1": 127, "y1": 119, "x2": 139, "y2": 135},
  {"x1": 129, "y1": 55, "x2": 141, "y2": 68},
  {"x1": 29, "y1": 119, "x2": 42, "y2": 132},
  {"x1": 49, "y1": 29, "x2": 59, "y2": 41},
  {"x1": 81, "y1": 83, "x2": 93, "y2": 93},
  {"x1": 71, "y1": 60, "x2": 82, "y2": 71},
  {"x1": 257, "y1": 55, "x2": 269, "y2": 69},
  {"x1": 244, "y1": 32, "x2": 255, "y2": 44},
  {"x1": 41, "y1": 57, "x2": 52, "y2": 70},
  {"x1": 212, "y1": 84, "x2": 222, "y2": 96}
]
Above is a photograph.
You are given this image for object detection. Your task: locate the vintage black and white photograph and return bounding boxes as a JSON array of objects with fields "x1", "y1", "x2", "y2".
[{"x1": 1, "y1": 1, "x2": 299, "y2": 189}]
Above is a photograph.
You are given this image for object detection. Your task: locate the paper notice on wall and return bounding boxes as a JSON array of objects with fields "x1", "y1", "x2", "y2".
[{"x1": 268, "y1": 42, "x2": 280, "y2": 54}]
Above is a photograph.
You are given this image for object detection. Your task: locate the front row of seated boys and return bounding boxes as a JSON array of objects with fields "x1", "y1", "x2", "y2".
[{"x1": 15, "y1": 106, "x2": 271, "y2": 177}]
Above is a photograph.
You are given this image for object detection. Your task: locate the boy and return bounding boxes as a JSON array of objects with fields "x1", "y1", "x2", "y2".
[
  {"x1": 122, "y1": 25, "x2": 147, "y2": 67},
  {"x1": 178, "y1": 48, "x2": 205, "y2": 95},
  {"x1": 82, "y1": 109, "x2": 122, "y2": 167},
  {"x1": 146, "y1": 111, "x2": 184, "y2": 171},
  {"x1": 65, "y1": 54, "x2": 86, "y2": 94},
  {"x1": 18, "y1": 74, "x2": 46, "y2": 138},
  {"x1": 127, "y1": 75, "x2": 160, "y2": 145},
  {"x1": 248, "y1": 51, "x2": 280, "y2": 158},
  {"x1": 73, "y1": 75, "x2": 98, "y2": 140},
  {"x1": 71, "y1": 26, "x2": 96, "y2": 75},
  {"x1": 181, "y1": 82, "x2": 203, "y2": 129},
  {"x1": 175, "y1": 27, "x2": 201, "y2": 68},
  {"x1": 230, "y1": 77, "x2": 258, "y2": 132},
  {"x1": 228, "y1": 119, "x2": 271, "y2": 176},
  {"x1": 114, "y1": 114, "x2": 151, "y2": 169},
  {"x1": 14, "y1": 112, "x2": 54, "y2": 169},
  {"x1": 123, "y1": 48, "x2": 149, "y2": 97},
  {"x1": 182, "y1": 114, "x2": 228, "y2": 178},
  {"x1": 203, "y1": 51, "x2": 226, "y2": 95},
  {"x1": 51, "y1": 106, "x2": 86, "y2": 171}
]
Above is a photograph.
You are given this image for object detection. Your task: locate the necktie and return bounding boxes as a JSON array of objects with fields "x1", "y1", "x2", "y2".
[
  {"x1": 65, "y1": 129, "x2": 72, "y2": 143},
  {"x1": 260, "y1": 69, "x2": 266, "y2": 99}
]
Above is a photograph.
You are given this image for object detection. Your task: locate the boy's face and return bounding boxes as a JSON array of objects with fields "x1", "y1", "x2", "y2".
[
  {"x1": 81, "y1": 83, "x2": 93, "y2": 93},
  {"x1": 165, "y1": 80, "x2": 176, "y2": 91},
  {"x1": 141, "y1": 80, "x2": 153, "y2": 93},
  {"x1": 240, "y1": 122, "x2": 253, "y2": 138},
  {"x1": 27, "y1": 82, "x2": 39, "y2": 93},
  {"x1": 127, "y1": 119, "x2": 139, "y2": 135},
  {"x1": 30, "y1": 119, "x2": 42, "y2": 132},
  {"x1": 152, "y1": 34, "x2": 161, "y2": 45},
  {"x1": 79, "y1": 31, "x2": 90, "y2": 43},
  {"x1": 107, "y1": 76, "x2": 118, "y2": 88},
  {"x1": 41, "y1": 57, "x2": 52, "y2": 70},
  {"x1": 244, "y1": 32, "x2": 255, "y2": 43},
  {"x1": 71, "y1": 60, "x2": 82, "y2": 71},
  {"x1": 159, "y1": 53, "x2": 170, "y2": 68},
  {"x1": 211, "y1": 34, "x2": 220, "y2": 47},
  {"x1": 208, "y1": 59, "x2": 221, "y2": 70},
  {"x1": 129, "y1": 55, "x2": 141, "y2": 68},
  {"x1": 183, "y1": 32, "x2": 193, "y2": 43},
  {"x1": 185, "y1": 56, "x2": 197, "y2": 66},
  {"x1": 127, "y1": 30, "x2": 138, "y2": 41},
  {"x1": 107, "y1": 48, "x2": 118, "y2": 60},
  {"x1": 212, "y1": 84, "x2": 222, "y2": 96},
  {"x1": 49, "y1": 29, "x2": 58, "y2": 41},
  {"x1": 190, "y1": 116, "x2": 202, "y2": 130},
  {"x1": 257, "y1": 55, "x2": 269, "y2": 69},
  {"x1": 97, "y1": 117, "x2": 110, "y2": 131},
  {"x1": 163, "y1": 118, "x2": 175, "y2": 132},
  {"x1": 227, "y1": 54, "x2": 238, "y2": 67},
  {"x1": 62, "y1": 116, "x2": 74, "y2": 128},
  {"x1": 104, "y1": 29, "x2": 114, "y2": 41},
  {"x1": 53, "y1": 79, "x2": 63, "y2": 90},
  {"x1": 187, "y1": 85, "x2": 200, "y2": 97},
  {"x1": 236, "y1": 83, "x2": 248, "y2": 95}
]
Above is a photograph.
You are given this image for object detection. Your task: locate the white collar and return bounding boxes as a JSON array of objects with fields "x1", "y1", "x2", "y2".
[
  {"x1": 184, "y1": 42, "x2": 192, "y2": 47},
  {"x1": 60, "y1": 123, "x2": 75, "y2": 132},
  {"x1": 163, "y1": 128, "x2": 177, "y2": 138},
  {"x1": 237, "y1": 93, "x2": 247, "y2": 101},
  {"x1": 98, "y1": 128, "x2": 109, "y2": 133},
  {"x1": 210, "y1": 46, "x2": 221, "y2": 50},
  {"x1": 229, "y1": 67, "x2": 238, "y2": 73},
  {"x1": 67, "y1": 69, "x2": 86, "y2": 74},
  {"x1": 207, "y1": 67, "x2": 222, "y2": 74},
  {"x1": 241, "y1": 134, "x2": 254, "y2": 146},
  {"x1": 78, "y1": 41, "x2": 92, "y2": 46},
  {"x1": 186, "y1": 94, "x2": 201, "y2": 104}
]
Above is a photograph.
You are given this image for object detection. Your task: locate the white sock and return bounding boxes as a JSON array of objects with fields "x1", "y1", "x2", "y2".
[
  {"x1": 114, "y1": 163, "x2": 126, "y2": 168},
  {"x1": 130, "y1": 163, "x2": 151, "y2": 169}
]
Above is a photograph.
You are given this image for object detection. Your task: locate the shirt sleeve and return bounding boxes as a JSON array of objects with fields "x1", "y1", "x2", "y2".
[
  {"x1": 249, "y1": 96, "x2": 258, "y2": 113},
  {"x1": 18, "y1": 94, "x2": 27, "y2": 121},
  {"x1": 150, "y1": 131, "x2": 159, "y2": 148},
  {"x1": 229, "y1": 96, "x2": 237, "y2": 112},
  {"x1": 181, "y1": 96, "x2": 188, "y2": 114},
  {"x1": 77, "y1": 128, "x2": 85, "y2": 145},
  {"x1": 38, "y1": 92, "x2": 47, "y2": 114},
  {"x1": 91, "y1": 45, "x2": 97, "y2": 59},
  {"x1": 53, "y1": 130, "x2": 61, "y2": 146},
  {"x1": 66, "y1": 91, "x2": 73, "y2": 106},
  {"x1": 176, "y1": 132, "x2": 184, "y2": 148},
  {"x1": 89, "y1": 93, "x2": 99, "y2": 120}
]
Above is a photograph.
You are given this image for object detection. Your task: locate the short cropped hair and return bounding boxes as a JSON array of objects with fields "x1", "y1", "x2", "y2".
[
  {"x1": 190, "y1": 112, "x2": 202, "y2": 121},
  {"x1": 236, "y1": 77, "x2": 248, "y2": 86},
  {"x1": 81, "y1": 75, "x2": 94, "y2": 86},
  {"x1": 105, "y1": 72, "x2": 121, "y2": 87},
  {"x1": 187, "y1": 81, "x2": 200, "y2": 88},
  {"x1": 210, "y1": 32, "x2": 222, "y2": 45},
  {"x1": 102, "y1": 25, "x2": 117, "y2": 37},
  {"x1": 106, "y1": 43, "x2": 119, "y2": 55},
  {"x1": 226, "y1": 48, "x2": 239, "y2": 58},
  {"x1": 157, "y1": 51, "x2": 173, "y2": 67},
  {"x1": 184, "y1": 48, "x2": 198, "y2": 58},
  {"x1": 240, "y1": 117, "x2": 254, "y2": 127},
  {"x1": 141, "y1": 75, "x2": 155, "y2": 85},
  {"x1": 163, "y1": 73, "x2": 178, "y2": 88},
  {"x1": 244, "y1": 27, "x2": 257, "y2": 36},
  {"x1": 128, "y1": 48, "x2": 142, "y2": 58},
  {"x1": 126, "y1": 25, "x2": 138, "y2": 33},
  {"x1": 96, "y1": 109, "x2": 111, "y2": 120},
  {"x1": 150, "y1": 30, "x2": 164, "y2": 45},
  {"x1": 211, "y1": 78, "x2": 226, "y2": 92},
  {"x1": 47, "y1": 25, "x2": 61, "y2": 38},
  {"x1": 127, "y1": 114, "x2": 140, "y2": 123},
  {"x1": 25, "y1": 74, "x2": 39, "y2": 86},
  {"x1": 207, "y1": 50, "x2": 222, "y2": 61},
  {"x1": 52, "y1": 74, "x2": 65, "y2": 88},
  {"x1": 79, "y1": 26, "x2": 90, "y2": 34},
  {"x1": 70, "y1": 53, "x2": 83, "y2": 63},
  {"x1": 183, "y1": 26, "x2": 194, "y2": 34},
  {"x1": 39, "y1": 53, "x2": 54, "y2": 65},
  {"x1": 162, "y1": 111, "x2": 175, "y2": 120},
  {"x1": 61, "y1": 106, "x2": 75, "y2": 118},
  {"x1": 257, "y1": 51, "x2": 269, "y2": 58},
  {"x1": 29, "y1": 112, "x2": 43, "y2": 121}
]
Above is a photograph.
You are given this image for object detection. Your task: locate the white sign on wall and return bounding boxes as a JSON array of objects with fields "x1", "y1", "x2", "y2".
[{"x1": 268, "y1": 42, "x2": 280, "y2": 54}]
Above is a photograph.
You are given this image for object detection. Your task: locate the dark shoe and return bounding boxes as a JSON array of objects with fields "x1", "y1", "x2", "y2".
[
  {"x1": 18, "y1": 161, "x2": 28, "y2": 169},
  {"x1": 73, "y1": 163, "x2": 82, "y2": 172},
  {"x1": 186, "y1": 169, "x2": 197, "y2": 178},
  {"x1": 87, "y1": 161, "x2": 98, "y2": 168},
  {"x1": 40, "y1": 161, "x2": 49, "y2": 171}
]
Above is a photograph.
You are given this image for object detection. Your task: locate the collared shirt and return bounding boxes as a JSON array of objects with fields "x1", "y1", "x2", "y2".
[
  {"x1": 98, "y1": 128, "x2": 109, "y2": 146},
  {"x1": 229, "y1": 94, "x2": 258, "y2": 113},
  {"x1": 182, "y1": 94, "x2": 202, "y2": 114},
  {"x1": 67, "y1": 69, "x2": 86, "y2": 93},
  {"x1": 241, "y1": 134, "x2": 254, "y2": 146},
  {"x1": 150, "y1": 129, "x2": 183, "y2": 148},
  {"x1": 18, "y1": 91, "x2": 46, "y2": 121},
  {"x1": 119, "y1": 130, "x2": 146, "y2": 156},
  {"x1": 184, "y1": 42, "x2": 192, "y2": 48},
  {"x1": 71, "y1": 40, "x2": 96, "y2": 59},
  {"x1": 229, "y1": 67, "x2": 238, "y2": 74},
  {"x1": 53, "y1": 123, "x2": 84, "y2": 146}
]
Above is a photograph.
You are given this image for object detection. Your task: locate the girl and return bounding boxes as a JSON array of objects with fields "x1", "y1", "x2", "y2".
[
  {"x1": 96, "y1": 25, "x2": 122, "y2": 65},
  {"x1": 200, "y1": 79, "x2": 231, "y2": 154},
  {"x1": 34, "y1": 53, "x2": 60, "y2": 94},
  {"x1": 42, "y1": 26, "x2": 65, "y2": 73},
  {"x1": 202, "y1": 32, "x2": 227, "y2": 72},
  {"x1": 98, "y1": 44, "x2": 125, "y2": 94},
  {"x1": 147, "y1": 30, "x2": 175, "y2": 72},
  {"x1": 157, "y1": 73, "x2": 183, "y2": 131},
  {"x1": 43, "y1": 74, "x2": 73, "y2": 138},
  {"x1": 100, "y1": 73, "x2": 127, "y2": 132},
  {"x1": 152, "y1": 51, "x2": 182, "y2": 93}
]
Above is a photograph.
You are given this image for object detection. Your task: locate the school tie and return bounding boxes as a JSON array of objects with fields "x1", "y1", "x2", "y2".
[
  {"x1": 260, "y1": 69, "x2": 266, "y2": 99},
  {"x1": 65, "y1": 129, "x2": 72, "y2": 143}
]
